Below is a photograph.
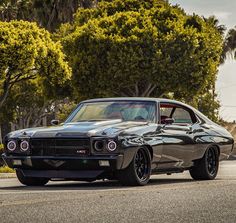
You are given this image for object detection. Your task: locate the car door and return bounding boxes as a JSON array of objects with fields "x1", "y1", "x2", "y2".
[{"x1": 157, "y1": 103, "x2": 198, "y2": 170}]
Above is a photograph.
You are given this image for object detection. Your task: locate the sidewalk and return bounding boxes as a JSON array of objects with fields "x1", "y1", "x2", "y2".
[{"x1": 0, "y1": 173, "x2": 16, "y2": 179}]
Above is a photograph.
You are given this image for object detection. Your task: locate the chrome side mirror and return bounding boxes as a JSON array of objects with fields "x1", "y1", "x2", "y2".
[
  {"x1": 51, "y1": 119, "x2": 59, "y2": 126},
  {"x1": 163, "y1": 118, "x2": 175, "y2": 125}
]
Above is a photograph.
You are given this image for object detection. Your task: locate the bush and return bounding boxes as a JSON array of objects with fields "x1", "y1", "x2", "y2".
[
  {"x1": 0, "y1": 166, "x2": 15, "y2": 173},
  {"x1": 0, "y1": 144, "x2": 15, "y2": 172},
  {"x1": 0, "y1": 144, "x2": 4, "y2": 153}
]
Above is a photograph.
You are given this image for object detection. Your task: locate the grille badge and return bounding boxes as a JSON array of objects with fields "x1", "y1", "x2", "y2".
[{"x1": 76, "y1": 149, "x2": 87, "y2": 154}]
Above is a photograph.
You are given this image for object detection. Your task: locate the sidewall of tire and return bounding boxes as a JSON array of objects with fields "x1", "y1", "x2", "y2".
[
  {"x1": 190, "y1": 146, "x2": 219, "y2": 180},
  {"x1": 205, "y1": 147, "x2": 219, "y2": 179},
  {"x1": 133, "y1": 148, "x2": 152, "y2": 185}
]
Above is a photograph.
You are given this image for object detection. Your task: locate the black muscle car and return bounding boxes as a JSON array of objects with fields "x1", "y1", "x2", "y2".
[{"x1": 2, "y1": 98, "x2": 234, "y2": 186}]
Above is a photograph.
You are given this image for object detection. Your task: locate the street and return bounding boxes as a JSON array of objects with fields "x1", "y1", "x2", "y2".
[{"x1": 0, "y1": 161, "x2": 236, "y2": 223}]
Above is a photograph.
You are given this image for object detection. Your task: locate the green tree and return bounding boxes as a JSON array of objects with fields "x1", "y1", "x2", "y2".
[
  {"x1": 0, "y1": 20, "x2": 71, "y2": 108},
  {"x1": 0, "y1": 0, "x2": 97, "y2": 31},
  {"x1": 0, "y1": 81, "x2": 52, "y2": 129},
  {"x1": 60, "y1": 0, "x2": 223, "y2": 102},
  {"x1": 205, "y1": 16, "x2": 236, "y2": 63},
  {"x1": 197, "y1": 91, "x2": 220, "y2": 123},
  {"x1": 0, "y1": 81, "x2": 74, "y2": 129},
  {"x1": 55, "y1": 99, "x2": 77, "y2": 122},
  {"x1": 0, "y1": 0, "x2": 33, "y2": 21},
  {"x1": 223, "y1": 27, "x2": 236, "y2": 61}
]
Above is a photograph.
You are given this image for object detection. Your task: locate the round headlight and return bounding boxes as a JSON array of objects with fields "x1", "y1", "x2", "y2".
[
  {"x1": 107, "y1": 141, "x2": 117, "y2": 152},
  {"x1": 94, "y1": 140, "x2": 104, "y2": 152},
  {"x1": 20, "y1": 140, "x2": 29, "y2": 151},
  {"x1": 7, "y1": 140, "x2": 16, "y2": 151}
]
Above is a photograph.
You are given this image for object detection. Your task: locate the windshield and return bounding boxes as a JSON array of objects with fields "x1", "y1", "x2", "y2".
[{"x1": 68, "y1": 101, "x2": 156, "y2": 123}]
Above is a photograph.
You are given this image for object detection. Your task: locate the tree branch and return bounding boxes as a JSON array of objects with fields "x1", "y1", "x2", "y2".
[
  {"x1": 141, "y1": 83, "x2": 152, "y2": 97},
  {"x1": 146, "y1": 84, "x2": 157, "y2": 97}
]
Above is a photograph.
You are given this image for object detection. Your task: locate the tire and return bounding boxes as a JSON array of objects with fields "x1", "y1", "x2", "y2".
[
  {"x1": 189, "y1": 147, "x2": 219, "y2": 180},
  {"x1": 117, "y1": 147, "x2": 151, "y2": 186},
  {"x1": 16, "y1": 169, "x2": 49, "y2": 186}
]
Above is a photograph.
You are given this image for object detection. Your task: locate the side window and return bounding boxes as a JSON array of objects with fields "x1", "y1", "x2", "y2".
[
  {"x1": 172, "y1": 107, "x2": 192, "y2": 124},
  {"x1": 160, "y1": 107, "x2": 172, "y2": 117}
]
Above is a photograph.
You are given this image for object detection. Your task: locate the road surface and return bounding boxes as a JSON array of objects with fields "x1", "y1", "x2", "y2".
[{"x1": 0, "y1": 161, "x2": 236, "y2": 223}]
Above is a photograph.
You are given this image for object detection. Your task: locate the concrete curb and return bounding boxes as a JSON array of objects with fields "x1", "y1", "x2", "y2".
[
  {"x1": 0, "y1": 173, "x2": 16, "y2": 179},
  {"x1": 228, "y1": 155, "x2": 236, "y2": 160}
]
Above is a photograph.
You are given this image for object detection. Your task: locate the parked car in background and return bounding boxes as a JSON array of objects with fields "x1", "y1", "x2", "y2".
[{"x1": 2, "y1": 98, "x2": 234, "y2": 186}]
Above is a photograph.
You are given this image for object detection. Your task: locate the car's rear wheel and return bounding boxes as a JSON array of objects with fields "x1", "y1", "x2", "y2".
[
  {"x1": 16, "y1": 169, "x2": 49, "y2": 186},
  {"x1": 189, "y1": 147, "x2": 219, "y2": 180},
  {"x1": 117, "y1": 147, "x2": 151, "y2": 186}
]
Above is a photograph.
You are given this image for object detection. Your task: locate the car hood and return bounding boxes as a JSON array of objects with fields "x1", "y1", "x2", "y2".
[{"x1": 6, "y1": 119, "x2": 157, "y2": 139}]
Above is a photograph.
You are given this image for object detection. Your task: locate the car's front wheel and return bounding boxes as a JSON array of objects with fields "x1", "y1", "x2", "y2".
[
  {"x1": 117, "y1": 147, "x2": 151, "y2": 186},
  {"x1": 16, "y1": 169, "x2": 49, "y2": 186},
  {"x1": 190, "y1": 147, "x2": 219, "y2": 180}
]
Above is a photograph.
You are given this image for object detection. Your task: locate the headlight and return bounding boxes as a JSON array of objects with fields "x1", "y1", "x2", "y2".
[
  {"x1": 94, "y1": 140, "x2": 104, "y2": 152},
  {"x1": 7, "y1": 140, "x2": 17, "y2": 151},
  {"x1": 107, "y1": 140, "x2": 117, "y2": 152},
  {"x1": 20, "y1": 140, "x2": 29, "y2": 151}
]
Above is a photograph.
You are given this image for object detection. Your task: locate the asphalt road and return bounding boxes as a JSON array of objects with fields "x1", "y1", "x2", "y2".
[{"x1": 0, "y1": 161, "x2": 236, "y2": 223}]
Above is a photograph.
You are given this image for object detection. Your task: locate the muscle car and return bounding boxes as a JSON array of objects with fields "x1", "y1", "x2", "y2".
[{"x1": 2, "y1": 98, "x2": 234, "y2": 186}]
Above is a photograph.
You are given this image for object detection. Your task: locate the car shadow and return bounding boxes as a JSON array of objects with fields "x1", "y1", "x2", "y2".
[{"x1": 0, "y1": 177, "x2": 197, "y2": 191}]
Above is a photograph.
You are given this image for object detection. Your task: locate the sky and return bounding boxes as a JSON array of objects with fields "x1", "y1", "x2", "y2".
[{"x1": 169, "y1": 0, "x2": 236, "y2": 122}]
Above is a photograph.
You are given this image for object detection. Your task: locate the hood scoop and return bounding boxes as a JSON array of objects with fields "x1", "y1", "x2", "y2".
[
  {"x1": 33, "y1": 131, "x2": 58, "y2": 138},
  {"x1": 32, "y1": 131, "x2": 88, "y2": 138},
  {"x1": 55, "y1": 132, "x2": 88, "y2": 137}
]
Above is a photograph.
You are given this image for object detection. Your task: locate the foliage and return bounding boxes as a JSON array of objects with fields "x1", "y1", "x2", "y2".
[
  {"x1": 204, "y1": 16, "x2": 226, "y2": 36},
  {"x1": 0, "y1": 144, "x2": 4, "y2": 153},
  {"x1": 0, "y1": 165, "x2": 15, "y2": 173},
  {"x1": 205, "y1": 16, "x2": 236, "y2": 63},
  {"x1": 223, "y1": 27, "x2": 236, "y2": 61},
  {"x1": 55, "y1": 99, "x2": 77, "y2": 122},
  {"x1": 0, "y1": 0, "x2": 97, "y2": 31},
  {"x1": 195, "y1": 91, "x2": 220, "y2": 123},
  {"x1": 0, "y1": 0, "x2": 230, "y2": 124},
  {"x1": 60, "y1": 0, "x2": 223, "y2": 102},
  {"x1": 0, "y1": 81, "x2": 53, "y2": 128},
  {"x1": 0, "y1": 20, "x2": 71, "y2": 109},
  {"x1": 0, "y1": 0, "x2": 32, "y2": 21}
]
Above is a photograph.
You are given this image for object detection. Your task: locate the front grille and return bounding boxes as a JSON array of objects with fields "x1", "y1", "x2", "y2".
[{"x1": 30, "y1": 138, "x2": 90, "y2": 156}]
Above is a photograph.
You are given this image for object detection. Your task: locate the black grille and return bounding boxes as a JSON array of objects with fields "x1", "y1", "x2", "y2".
[{"x1": 30, "y1": 138, "x2": 90, "y2": 156}]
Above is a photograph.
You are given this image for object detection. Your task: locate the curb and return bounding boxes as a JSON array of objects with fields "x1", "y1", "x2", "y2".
[
  {"x1": 228, "y1": 156, "x2": 236, "y2": 160},
  {"x1": 0, "y1": 173, "x2": 16, "y2": 179}
]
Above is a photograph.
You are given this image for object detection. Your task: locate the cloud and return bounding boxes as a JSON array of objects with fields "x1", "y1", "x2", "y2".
[{"x1": 213, "y1": 11, "x2": 232, "y2": 20}]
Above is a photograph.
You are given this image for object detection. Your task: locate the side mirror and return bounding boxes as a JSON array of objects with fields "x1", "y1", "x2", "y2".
[
  {"x1": 163, "y1": 118, "x2": 175, "y2": 125},
  {"x1": 51, "y1": 119, "x2": 59, "y2": 126}
]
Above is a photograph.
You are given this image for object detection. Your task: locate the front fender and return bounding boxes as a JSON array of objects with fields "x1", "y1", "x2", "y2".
[
  {"x1": 119, "y1": 135, "x2": 147, "y2": 169},
  {"x1": 121, "y1": 146, "x2": 139, "y2": 169}
]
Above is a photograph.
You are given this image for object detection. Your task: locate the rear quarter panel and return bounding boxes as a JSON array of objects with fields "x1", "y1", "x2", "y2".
[{"x1": 198, "y1": 123, "x2": 234, "y2": 161}]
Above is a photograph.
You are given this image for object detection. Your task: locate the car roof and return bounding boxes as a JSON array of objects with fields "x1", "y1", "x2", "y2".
[
  {"x1": 82, "y1": 97, "x2": 179, "y2": 103},
  {"x1": 82, "y1": 97, "x2": 194, "y2": 109}
]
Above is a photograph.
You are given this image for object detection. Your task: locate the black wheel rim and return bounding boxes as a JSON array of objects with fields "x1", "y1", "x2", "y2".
[
  {"x1": 207, "y1": 148, "x2": 217, "y2": 176},
  {"x1": 134, "y1": 149, "x2": 149, "y2": 181}
]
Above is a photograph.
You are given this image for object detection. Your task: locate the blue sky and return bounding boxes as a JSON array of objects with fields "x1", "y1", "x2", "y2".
[{"x1": 169, "y1": 0, "x2": 236, "y2": 122}]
